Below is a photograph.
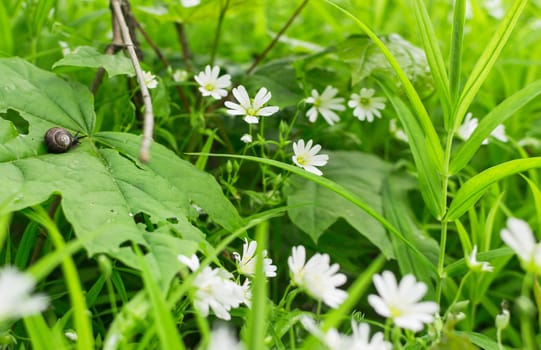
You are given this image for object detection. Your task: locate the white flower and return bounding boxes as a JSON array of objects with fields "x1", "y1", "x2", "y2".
[
  {"x1": 58, "y1": 41, "x2": 73, "y2": 56},
  {"x1": 484, "y1": 0, "x2": 504, "y2": 19},
  {"x1": 368, "y1": 271, "x2": 439, "y2": 332},
  {"x1": 178, "y1": 255, "x2": 245, "y2": 320},
  {"x1": 389, "y1": 119, "x2": 409, "y2": 143},
  {"x1": 348, "y1": 88, "x2": 386, "y2": 122},
  {"x1": 240, "y1": 279, "x2": 252, "y2": 308},
  {"x1": 457, "y1": 112, "x2": 478, "y2": 141},
  {"x1": 305, "y1": 86, "x2": 345, "y2": 125},
  {"x1": 64, "y1": 330, "x2": 78, "y2": 342},
  {"x1": 288, "y1": 245, "x2": 347, "y2": 308},
  {"x1": 240, "y1": 134, "x2": 252, "y2": 143},
  {"x1": 0, "y1": 267, "x2": 48, "y2": 322},
  {"x1": 142, "y1": 71, "x2": 158, "y2": 89},
  {"x1": 500, "y1": 218, "x2": 541, "y2": 274},
  {"x1": 488, "y1": 124, "x2": 508, "y2": 143},
  {"x1": 172, "y1": 69, "x2": 188, "y2": 82},
  {"x1": 466, "y1": 245, "x2": 493, "y2": 272},
  {"x1": 225, "y1": 85, "x2": 279, "y2": 124},
  {"x1": 206, "y1": 326, "x2": 244, "y2": 350},
  {"x1": 194, "y1": 65, "x2": 231, "y2": 100},
  {"x1": 181, "y1": 0, "x2": 200, "y2": 7},
  {"x1": 292, "y1": 139, "x2": 329, "y2": 176},
  {"x1": 232, "y1": 240, "x2": 277, "y2": 278},
  {"x1": 457, "y1": 113, "x2": 507, "y2": 144},
  {"x1": 301, "y1": 316, "x2": 391, "y2": 350}
]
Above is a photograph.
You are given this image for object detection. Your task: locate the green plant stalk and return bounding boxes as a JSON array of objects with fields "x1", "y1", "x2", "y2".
[
  {"x1": 25, "y1": 206, "x2": 94, "y2": 350},
  {"x1": 246, "y1": 220, "x2": 269, "y2": 350},
  {"x1": 520, "y1": 274, "x2": 537, "y2": 350}
]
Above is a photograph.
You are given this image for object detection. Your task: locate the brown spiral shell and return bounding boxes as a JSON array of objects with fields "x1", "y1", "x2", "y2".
[{"x1": 44, "y1": 127, "x2": 75, "y2": 153}]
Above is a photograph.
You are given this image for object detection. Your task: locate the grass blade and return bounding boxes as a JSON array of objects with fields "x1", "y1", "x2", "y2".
[
  {"x1": 450, "y1": 79, "x2": 541, "y2": 174},
  {"x1": 452, "y1": 0, "x2": 528, "y2": 131},
  {"x1": 447, "y1": 157, "x2": 541, "y2": 220}
]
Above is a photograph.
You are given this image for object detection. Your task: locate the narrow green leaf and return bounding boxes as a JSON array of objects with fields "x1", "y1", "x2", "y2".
[
  {"x1": 448, "y1": 0, "x2": 466, "y2": 106},
  {"x1": 24, "y1": 206, "x2": 94, "y2": 350},
  {"x1": 325, "y1": 0, "x2": 444, "y2": 169},
  {"x1": 29, "y1": 0, "x2": 56, "y2": 36},
  {"x1": 24, "y1": 315, "x2": 67, "y2": 350},
  {"x1": 385, "y1": 90, "x2": 445, "y2": 218},
  {"x1": 453, "y1": 0, "x2": 528, "y2": 130},
  {"x1": 135, "y1": 245, "x2": 186, "y2": 350},
  {"x1": 523, "y1": 176, "x2": 541, "y2": 234},
  {"x1": 412, "y1": 0, "x2": 451, "y2": 120},
  {"x1": 201, "y1": 153, "x2": 437, "y2": 273},
  {"x1": 0, "y1": 2, "x2": 13, "y2": 55},
  {"x1": 447, "y1": 158, "x2": 541, "y2": 220},
  {"x1": 382, "y1": 175, "x2": 439, "y2": 285},
  {"x1": 246, "y1": 221, "x2": 269, "y2": 350},
  {"x1": 450, "y1": 79, "x2": 541, "y2": 174}
]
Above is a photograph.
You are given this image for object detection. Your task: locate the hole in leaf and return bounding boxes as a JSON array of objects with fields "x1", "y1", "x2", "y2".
[
  {"x1": 0, "y1": 109, "x2": 29, "y2": 134},
  {"x1": 166, "y1": 217, "x2": 178, "y2": 224},
  {"x1": 118, "y1": 240, "x2": 149, "y2": 255},
  {"x1": 133, "y1": 211, "x2": 157, "y2": 232}
]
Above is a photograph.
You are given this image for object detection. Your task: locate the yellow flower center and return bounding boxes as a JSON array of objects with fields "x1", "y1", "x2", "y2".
[
  {"x1": 314, "y1": 98, "x2": 322, "y2": 107},
  {"x1": 360, "y1": 97, "x2": 370, "y2": 106},
  {"x1": 204, "y1": 83, "x2": 215, "y2": 91},
  {"x1": 246, "y1": 108, "x2": 257, "y2": 116},
  {"x1": 296, "y1": 155, "x2": 308, "y2": 166},
  {"x1": 389, "y1": 305, "x2": 403, "y2": 318}
]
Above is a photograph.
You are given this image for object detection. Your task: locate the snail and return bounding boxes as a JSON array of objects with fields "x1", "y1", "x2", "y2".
[{"x1": 44, "y1": 127, "x2": 83, "y2": 153}]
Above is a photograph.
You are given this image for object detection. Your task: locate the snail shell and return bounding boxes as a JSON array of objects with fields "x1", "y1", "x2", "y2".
[{"x1": 44, "y1": 127, "x2": 76, "y2": 153}]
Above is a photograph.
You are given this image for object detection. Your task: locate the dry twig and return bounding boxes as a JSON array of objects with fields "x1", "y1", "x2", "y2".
[{"x1": 111, "y1": 0, "x2": 154, "y2": 162}]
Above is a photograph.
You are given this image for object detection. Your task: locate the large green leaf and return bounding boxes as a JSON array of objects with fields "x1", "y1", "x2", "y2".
[
  {"x1": 287, "y1": 151, "x2": 394, "y2": 258},
  {"x1": 0, "y1": 57, "x2": 242, "y2": 285},
  {"x1": 53, "y1": 46, "x2": 135, "y2": 78},
  {"x1": 382, "y1": 174, "x2": 439, "y2": 289},
  {"x1": 335, "y1": 34, "x2": 434, "y2": 99}
]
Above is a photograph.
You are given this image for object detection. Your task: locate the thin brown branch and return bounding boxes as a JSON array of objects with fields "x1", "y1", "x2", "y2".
[
  {"x1": 111, "y1": 0, "x2": 154, "y2": 162},
  {"x1": 91, "y1": 4, "x2": 124, "y2": 95},
  {"x1": 246, "y1": 0, "x2": 310, "y2": 75},
  {"x1": 175, "y1": 22, "x2": 193, "y2": 73}
]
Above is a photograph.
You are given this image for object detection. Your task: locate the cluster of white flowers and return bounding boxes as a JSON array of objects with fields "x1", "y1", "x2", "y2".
[
  {"x1": 456, "y1": 112, "x2": 508, "y2": 144},
  {"x1": 178, "y1": 239, "x2": 277, "y2": 320},
  {"x1": 304, "y1": 85, "x2": 386, "y2": 125},
  {"x1": 178, "y1": 254, "x2": 247, "y2": 320},
  {"x1": 288, "y1": 245, "x2": 348, "y2": 308},
  {"x1": 301, "y1": 316, "x2": 392, "y2": 350},
  {"x1": 0, "y1": 267, "x2": 49, "y2": 322}
]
